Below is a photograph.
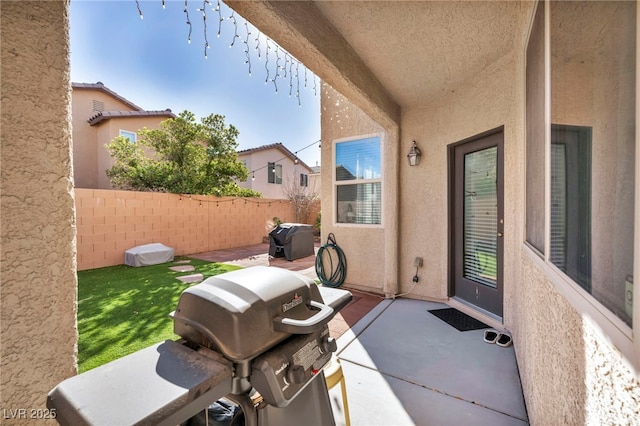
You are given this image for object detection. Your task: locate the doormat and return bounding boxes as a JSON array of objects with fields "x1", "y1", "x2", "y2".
[{"x1": 428, "y1": 308, "x2": 490, "y2": 332}]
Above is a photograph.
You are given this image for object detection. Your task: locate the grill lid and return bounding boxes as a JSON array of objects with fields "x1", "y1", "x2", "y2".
[{"x1": 171, "y1": 266, "x2": 334, "y2": 362}]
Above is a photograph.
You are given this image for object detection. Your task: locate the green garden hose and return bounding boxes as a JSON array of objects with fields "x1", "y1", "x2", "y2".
[{"x1": 315, "y1": 233, "x2": 347, "y2": 288}]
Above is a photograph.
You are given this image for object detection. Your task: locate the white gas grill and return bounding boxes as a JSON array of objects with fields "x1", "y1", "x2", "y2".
[{"x1": 48, "y1": 266, "x2": 352, "y2": 426}]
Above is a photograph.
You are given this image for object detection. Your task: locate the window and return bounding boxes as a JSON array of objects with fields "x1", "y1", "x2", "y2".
[
  {"x1": 525, "y1": 0, "x2": 636, "y2": 329},
  {"x1": 334, "y1": 135, "x2": 382, "y2": 225},
  {"x1": 550, "y1": 125, "x2": 592, "y2": 292},
  {"x1": 300, "y1": 173, "x2": 308, "y2": 187},
  {"x1": 119, "y1": 130, "x2": 137, "y2": 143},
  {"x1": 268, "y1": 162, "x2": 282, "y2": 184},
  {"x1": 550, "y1": 0, "x2": 635, "y2": 327}
]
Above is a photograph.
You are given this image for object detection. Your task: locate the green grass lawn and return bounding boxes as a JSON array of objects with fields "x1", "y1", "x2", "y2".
[{"x1": 77, "y1": 258, "x2": 240, "y2": 373}]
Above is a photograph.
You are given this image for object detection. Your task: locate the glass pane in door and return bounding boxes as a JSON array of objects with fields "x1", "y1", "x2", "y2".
[{"x1": 463, "y1": 147, "x2": 498, "y2": 288}]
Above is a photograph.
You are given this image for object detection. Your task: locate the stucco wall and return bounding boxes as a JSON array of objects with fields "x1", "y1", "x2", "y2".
[
  {"x1": 72, "y1": 88, "x2": 143, "y2": 189},
  {"x1": 72, "y1": 88, "x2": 173, "y2": 189},
  {"x1": 1, "y1": 1, "x2": 78, "y2": 421},
  {"x1": 400, "y1": 51, "x2": 524, "y2": 308},
  {"x1": 95, "y1": 117, "x2": 171, "y2": 189},
  {"x1": 75, "y1": 189, "x2": 303, "y2": 270},
  {"x1": 516, "y1": 252, "x2": 640, "y2": 423},
  {"x1": 320, "y1": 85, "x2": 397, "y2": 295}
]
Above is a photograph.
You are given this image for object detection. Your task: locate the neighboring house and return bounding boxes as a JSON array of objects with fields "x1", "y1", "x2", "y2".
[
  {"x1": 72, "y1": 82, "x2": 175, "y2": 189},
  {"x1": 3, "y1": 2, "x2": 640, "y2": 424},
  {"x1": 237, "y1": 143, "x2": 317, "y2": 199}
]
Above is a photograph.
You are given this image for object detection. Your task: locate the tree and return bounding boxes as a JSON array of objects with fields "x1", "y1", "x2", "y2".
[
  {"x1": 282, "y1": 171, "x2": 320, "y2": 224},
  {"x1": 106, "y1": 111, "x2": 261, "y2": 197}
]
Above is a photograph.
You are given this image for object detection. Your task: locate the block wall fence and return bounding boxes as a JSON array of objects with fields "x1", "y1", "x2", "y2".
[{"x1": 75, "y1": 189, "x2": 320, "y2": 270}]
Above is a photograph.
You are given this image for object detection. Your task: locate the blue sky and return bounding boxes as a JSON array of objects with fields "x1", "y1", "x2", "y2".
[{"x1": 70, "y1": 0, "x2": 322, "y2": 167}]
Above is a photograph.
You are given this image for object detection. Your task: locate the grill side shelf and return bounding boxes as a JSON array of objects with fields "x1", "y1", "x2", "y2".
[{"x1": 47, "y1": 340, "x2": 233, "y2": 426}]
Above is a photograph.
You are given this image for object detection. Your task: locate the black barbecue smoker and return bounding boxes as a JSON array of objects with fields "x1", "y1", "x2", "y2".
[{"x1": 47, "y1": 266, "x2": 351, "y2": 426}]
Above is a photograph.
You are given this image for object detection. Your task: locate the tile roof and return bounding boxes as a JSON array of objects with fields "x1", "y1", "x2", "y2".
[
  {"x1": 72, "y1": 82, "x2": 176, "y2": 126},
  {"x1": 72, "y1": 82, "x2": 143, "y2": 111},
  {"x1": 87, "y1": 110, "x2": 176, "y2": 126},
  {"x1": 237, "y1": 142, "x2": 313, "y2": 172}
]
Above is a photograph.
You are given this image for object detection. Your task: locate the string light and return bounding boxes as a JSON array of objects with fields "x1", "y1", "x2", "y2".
[
  {"x1": 254, "y1": 30, "x2": 261, "y2": 58},
  {"x1": 264, "y1": 39, "x2": 271, "y2": 84},
  {"x1": 283, "y1": 53, "x2": 289, "y2": 79},
  {"x1": 197, "y1": 1, "x2": 210, "y2": 58},
  {"x1": 247, "y1": 139, "x2": 320, "y2": 178},
  {"x1": 295, "y1": 63, "x2": 301, "y2": 106},
  {"x1": 173, "y1": 194, "x2": 287, "y2": 208},
  {"x1": 135, "y1": 0, "x2": 144, "y2": 19},
  {"x1": 184, "y1": 0, "x2": 192, "y2": 44},
  {"x1": 216, "y1": 0, "x2": 223, "y2": 37},
  {"x1": 288, "y1": 59, "x2": 294, "y2": 97},
  {"x1": 243, "y1": 21, "x2": 252, "y2": 75},
  {"x1": 273, "y1": 45, "x2": 281, "y2": 93},
  {"x1": 134, "y1": 0, "x2": 318, "y2": 106},
  {"x1": 229, "y1": 11, "x2": 239, "y2": 47}
]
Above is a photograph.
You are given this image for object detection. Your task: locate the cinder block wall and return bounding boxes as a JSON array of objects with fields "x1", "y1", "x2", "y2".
[{"x1": 75, "y1": 189, "x2": 315, "y2": 270}]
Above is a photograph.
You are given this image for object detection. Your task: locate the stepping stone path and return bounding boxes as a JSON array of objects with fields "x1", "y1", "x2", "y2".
[
  {"x1": 176, "y1": 273, "x2": 204, "y2": 283},
  {"x1": 170, "y1": 260, "x2": 204, "y2": 284},
  {"x1": 169, "y1": 265, "x2": 195, "y2": 273}
]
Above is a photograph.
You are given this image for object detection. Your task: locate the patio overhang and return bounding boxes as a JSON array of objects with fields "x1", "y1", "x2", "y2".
[{"x1": 225, "y1": 0, "x2": 401, "y2": 130}]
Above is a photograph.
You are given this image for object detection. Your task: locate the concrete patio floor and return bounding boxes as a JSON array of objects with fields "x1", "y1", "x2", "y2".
[
  {"x1": 189, "y1": 244, "x2": 529, "y2": 425},
  {"x1": 332, "y1": 298, "x2": 528, "y2": 425}
]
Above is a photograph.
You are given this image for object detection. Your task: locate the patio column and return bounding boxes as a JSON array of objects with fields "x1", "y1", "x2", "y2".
[
  {"x1": 1, "y1": 0, "x2": 78, "y2": 416},
  {"x1": 383, "y1": 126, "x2": 400, "y2": 297}
]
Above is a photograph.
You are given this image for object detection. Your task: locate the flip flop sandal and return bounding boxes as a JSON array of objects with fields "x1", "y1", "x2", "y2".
[
  {"x1": 483, "y1": 329, "x2": 498, "y2": 344},
  {"x1": 496, "y1": 333, "x2": 512, "y2": 347}
]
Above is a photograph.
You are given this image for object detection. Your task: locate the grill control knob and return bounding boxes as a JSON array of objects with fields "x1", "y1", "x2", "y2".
[
  {"x1": 322, "y1": 337, "x2": 337, "y2": 353},
  {"x1": 287, "y1": 365, "x2": 306, "y2": 384}
]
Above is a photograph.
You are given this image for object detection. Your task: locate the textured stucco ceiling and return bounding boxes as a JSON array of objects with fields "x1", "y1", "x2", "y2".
[{"x1": 314, "y1": 1, "x2": 533, "y2": 107}]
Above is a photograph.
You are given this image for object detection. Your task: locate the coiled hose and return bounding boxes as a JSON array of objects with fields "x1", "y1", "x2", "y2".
[{"x1": 315, "y1": 233, "x2": 347, "y2": 288}]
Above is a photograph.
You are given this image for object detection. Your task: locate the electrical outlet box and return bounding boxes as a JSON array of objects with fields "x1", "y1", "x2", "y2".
[{"x1": 414, "y1": 257, "x2": 423, "y2": 268}]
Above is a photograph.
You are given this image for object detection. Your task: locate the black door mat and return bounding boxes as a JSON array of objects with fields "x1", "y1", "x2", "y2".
[{"x1": 428, "y1": 308, "x2": 490, "y2": 332}]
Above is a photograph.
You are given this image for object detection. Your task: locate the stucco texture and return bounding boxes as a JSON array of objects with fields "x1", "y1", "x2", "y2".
[
  {"x1": 400, "y1": 51, "x2": 523, "y2": 305},
  {"x1": 1, "y1": 0, "x2": 78, "y2": 421},
  {"x1": 320, "y1": 85, "x2": 399, "y2": 295},
  {"x1": 516, "y1": 254, "x2": 640, "y2": 424}
]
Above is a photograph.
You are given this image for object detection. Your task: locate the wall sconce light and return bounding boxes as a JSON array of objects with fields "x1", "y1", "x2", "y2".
[{"x1": 407, "y1": 140, "x2": 422, "y2": 166}]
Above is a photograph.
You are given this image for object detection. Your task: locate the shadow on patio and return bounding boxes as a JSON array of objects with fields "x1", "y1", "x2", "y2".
[{"x1": 188, "y1": 244, "x2": 528, "y2": 425}]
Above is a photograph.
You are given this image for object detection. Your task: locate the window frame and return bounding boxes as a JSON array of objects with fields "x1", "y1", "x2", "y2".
[
  {"x1": 268, "y1": 162, "x2": 282, "y2": 185},
  {"x1": 332, "y1": 133, "x2": 384, "y2": 228},
  {"x1": 119, "y1": 129, "x2": 137, "y2": 143},
  {"x1": 300, "y1": 173, "x2": 308, "y2": 187}
]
